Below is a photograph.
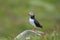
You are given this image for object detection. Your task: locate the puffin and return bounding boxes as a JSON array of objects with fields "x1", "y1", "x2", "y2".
[{"x1": 28, "y1": 11, "x2": 42, "y2": 30}]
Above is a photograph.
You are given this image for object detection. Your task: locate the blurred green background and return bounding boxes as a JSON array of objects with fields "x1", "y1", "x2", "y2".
[{"x1": 0, "y1": 0, "x2": 60, "y2": 40}]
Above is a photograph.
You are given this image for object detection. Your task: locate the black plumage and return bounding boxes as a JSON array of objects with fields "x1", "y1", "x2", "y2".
[{"x1": 34, "y1": 19, "x2": 42, "y2": 28}]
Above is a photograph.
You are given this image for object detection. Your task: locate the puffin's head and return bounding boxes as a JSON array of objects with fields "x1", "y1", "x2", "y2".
[
  {"x1": 28, "y1": 11, "x2": 35, "y2": 18},
  {"x1": 28, "y1": 11, "x2": 35, "y2": 19}
]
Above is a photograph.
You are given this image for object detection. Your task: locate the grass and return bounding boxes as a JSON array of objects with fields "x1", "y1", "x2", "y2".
[{"x1": 0, "y1": 0, "x2": 60, "y2": 40}]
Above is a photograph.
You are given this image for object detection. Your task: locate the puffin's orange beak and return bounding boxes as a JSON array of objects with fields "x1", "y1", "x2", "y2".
[
  {"x1": 27, "y1": 13, "x2": 29, "y2": 15},
  {"x1": 26, "y1": 12, "x2": 29, "y2": 16},
  {"x1": 26, "y1": 10, "x2": 30, "y2": 15}
]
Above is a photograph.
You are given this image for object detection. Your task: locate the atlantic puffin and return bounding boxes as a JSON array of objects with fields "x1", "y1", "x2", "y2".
[{"x1": 28, "y1": 11, "x2": 42, "y2": 30}]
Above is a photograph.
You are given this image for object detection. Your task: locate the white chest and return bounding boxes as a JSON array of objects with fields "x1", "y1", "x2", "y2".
[{"x1": 29, "y1": 18, "x2": 36, "y2": 27}]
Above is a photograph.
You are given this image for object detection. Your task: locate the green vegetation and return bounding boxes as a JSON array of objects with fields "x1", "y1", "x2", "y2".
[{"x1": 0, "y1": 0, "x2": 60, "y2": 40}]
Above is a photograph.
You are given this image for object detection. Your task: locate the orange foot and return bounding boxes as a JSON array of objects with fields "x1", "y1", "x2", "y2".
[{"x1": 32, "y1": 27, "x2": 36, "y2": 31}]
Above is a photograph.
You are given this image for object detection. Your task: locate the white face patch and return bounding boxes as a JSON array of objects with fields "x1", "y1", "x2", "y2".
[{"x1": 29, "y1": 11, "x2": 34, "y2": 16}]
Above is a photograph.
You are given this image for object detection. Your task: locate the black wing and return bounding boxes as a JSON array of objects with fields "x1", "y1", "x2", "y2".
[{"x1": 34, "y1": 19, "x2": 42, "y2": 28}]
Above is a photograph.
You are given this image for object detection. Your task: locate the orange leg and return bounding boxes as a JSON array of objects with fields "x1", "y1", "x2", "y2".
[{"x1": 32, "y1": 27, "x2": 36, "y2": 31}]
